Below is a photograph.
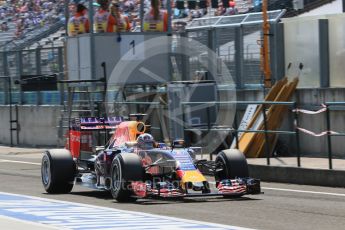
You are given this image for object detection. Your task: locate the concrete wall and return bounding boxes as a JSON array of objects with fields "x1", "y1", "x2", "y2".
[
  {"x1": 295, "y1": 88, "x2": 345, "y2": 156},
  {"x1": 249, "y1": 165, "x2": 345, "y2": 187},
  {"x1": 0, "y1": 105, "x2": 61, "y2": 147}
]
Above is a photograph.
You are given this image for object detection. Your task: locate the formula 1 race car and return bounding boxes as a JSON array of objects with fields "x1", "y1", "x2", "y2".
[{"x1": 41, "y1": 115, "x2": 261, "y2": 202}]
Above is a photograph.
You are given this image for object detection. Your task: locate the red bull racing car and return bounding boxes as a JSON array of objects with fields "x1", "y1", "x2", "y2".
[{"x1": 41, "y1": 115, "x2": 261, "y2": 202}]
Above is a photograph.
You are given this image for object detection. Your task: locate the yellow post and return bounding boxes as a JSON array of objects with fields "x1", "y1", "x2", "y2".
[{"x1": 261, "y1": 0, "x2": 272, "y2": 88}]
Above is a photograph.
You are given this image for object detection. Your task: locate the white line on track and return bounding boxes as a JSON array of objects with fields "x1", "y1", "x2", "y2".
[
  {"x1": 261, "y1": 187, "x2": 345, "y2": 197},
  {"x1": 0, "y1": 159, "x2": 40, "y2": 165}
]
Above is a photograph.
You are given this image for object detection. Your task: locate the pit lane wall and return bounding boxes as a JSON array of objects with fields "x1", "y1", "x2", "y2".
[
  {"x1": 1, "y1": 88, "x2": 345, "y2": 154},
  {"x1": 0, "y1": 105, "x2": 60, "y2": 146}
]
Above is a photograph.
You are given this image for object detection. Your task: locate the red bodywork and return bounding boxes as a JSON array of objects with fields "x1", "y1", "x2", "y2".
[{"x1": 67, "y1": 131, "x2": 93, "y2": 159}]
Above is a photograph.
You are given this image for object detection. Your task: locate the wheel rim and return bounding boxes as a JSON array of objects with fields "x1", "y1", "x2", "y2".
[
  {"x1": 42, "y1": 156, "x2": 51, "y2": 185},
  {"x1": 112, "y1": 161, "x2": 121, "y2": 192}
]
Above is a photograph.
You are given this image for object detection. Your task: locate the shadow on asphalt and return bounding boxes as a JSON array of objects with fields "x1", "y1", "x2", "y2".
[
  {"x1": 132, "y1": 196, "x2": 261, "y2": 205},
  {"x1": 69, "y1": 190, "x2": 113, "y2": 200},
  {"x1": 61, "y1": 191, "x2": 262, "y2": 205}
]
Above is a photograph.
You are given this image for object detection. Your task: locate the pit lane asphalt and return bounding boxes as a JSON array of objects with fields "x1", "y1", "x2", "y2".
[{"x1": 1, "y1": 148, "x2": 345, "y2": 230}]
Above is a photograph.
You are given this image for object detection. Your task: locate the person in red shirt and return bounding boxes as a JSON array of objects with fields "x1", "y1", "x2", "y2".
[
  {"x1": 67, "y1": 3, "x2": 90, "y2": 36},
  {"x1": 93, "y1": 0, "x2": 116, "y2": 33}
]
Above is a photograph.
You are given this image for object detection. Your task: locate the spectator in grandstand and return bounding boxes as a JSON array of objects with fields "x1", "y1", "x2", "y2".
[
  {"x1": 0, "y1": 0, "x2": 62, "y2": 36},
  {"x1": 121, "y1": 0, "x2": 135, "y2": 13},
  {"x1": 67, "y1": 2, "x2": 89, "y2": 36},
  {"x1": 172, "y1": 20, "x2": 186, "y2": 32},
  {"x1": 142, "y1": 0, "x2": 167, "y2": 32},
  {"x1": 110, "y1": 2, "x2": 131, "y2": 32},
  {"x1": 1, "y1": 21, "x2": 8, "y2": 31},
  {"x1": 19, "y1": 2, "x2": 28, "y2": 13},
  {"x1": 228, "y1": 1, "x2": 238, "y2": 14},
  {"x1": 253, "y1": 0, "x2": 261, "y2": 12},
  {"x1": 0, "y1": 7, "x2": 5, "y2": 19},
  {"x1": 174, "y1": 7, "x2": 189, "y2": 19},
  {"x1": 68, "y1": 1, "x2": 77, "y2": 15},
  {"x1": 214, "y1": 0, "x2": 237, "y2": 16},
  {"x1": 94, "y1": 0, "x2": 116, "y2": 32},
  {"x1": 131, "y1": 13, "x2": 141, "y2": 31},
  {"x1": 189, "y1": 5, "x2": 207, "y2": 19},
  {"x1": 15, "y1": 16, "x2": 24, "y2": 38},
  {"x1": 223, "y1": 6, "x2": 236, "y2": 15}
]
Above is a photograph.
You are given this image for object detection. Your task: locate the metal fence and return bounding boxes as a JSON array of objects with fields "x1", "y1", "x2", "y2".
[
  {"x1": 0, "y1": 46, "x2": 64, "y2": 105},
  {"x1": 184, "y1": 10, "x2": 286, "y2": 88},
  {"x1": 180, "y1": 101, "x2": 299, "y2": 160}
]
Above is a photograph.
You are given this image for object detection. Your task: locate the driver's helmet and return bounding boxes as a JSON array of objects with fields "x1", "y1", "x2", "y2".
[{"x1": 137, "y1": 133, "x2": 155, "y2": 149}]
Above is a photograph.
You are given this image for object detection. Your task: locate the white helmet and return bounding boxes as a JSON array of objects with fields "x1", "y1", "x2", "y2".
[{"x1": 137, "y1": 133, "x2": 155, "y2": 149}]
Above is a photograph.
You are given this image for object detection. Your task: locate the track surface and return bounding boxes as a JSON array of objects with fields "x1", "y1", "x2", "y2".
[{"x1": 1, "y1": 149, "x2": 345, "y2": 230}]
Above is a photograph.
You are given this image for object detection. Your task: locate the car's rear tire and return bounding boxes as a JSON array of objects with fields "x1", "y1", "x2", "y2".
[
  {"x1": 41, "y1": 149, "x2": 76, "y2": 194},
  {"x1": 110, "y1": 153, "x2": 144, "y2": 202},
  {"x1": 215, "y1": 149, "x2": 249, "y2": 181}
]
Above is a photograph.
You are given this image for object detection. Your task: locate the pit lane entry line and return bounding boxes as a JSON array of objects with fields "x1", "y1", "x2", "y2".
[
  {"x1": 0, "y1": 192, "x2": 252, "y2": 230},
  {"x1": 0, "y1": 159, "x2": 40, "y2": 165},
  {"x1": 261, "y1": 187, "x2": 345, "y2": 197}
]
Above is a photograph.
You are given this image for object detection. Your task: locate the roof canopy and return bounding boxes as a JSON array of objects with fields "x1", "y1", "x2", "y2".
[{"x1": 186, "y1": 10, "x2": 286, "y2": 30}]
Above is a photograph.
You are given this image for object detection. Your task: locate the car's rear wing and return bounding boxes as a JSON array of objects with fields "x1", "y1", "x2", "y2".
[
  {"x1": 70, "y1": 117, "x2": 124, "y2": 131},
  {"x1": 67, "y1": 117, "x2": 124, "y2": 158}
]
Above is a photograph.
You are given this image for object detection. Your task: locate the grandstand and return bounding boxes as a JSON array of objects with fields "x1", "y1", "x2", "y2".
[
  {"x1": 298, "y1": 0, "x2": 342, "y2": 16},
  {"x1": 0, "y1": 0, "x2": 65, "y2": 50},
  {"x1": 0, "y1": 0, "x2": 338, "y2": 51},
  {"x1": 0, "y1": 18, "x2": 16, "y2": 46}
]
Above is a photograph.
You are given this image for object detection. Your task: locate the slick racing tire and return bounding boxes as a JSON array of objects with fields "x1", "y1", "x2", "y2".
[
  {"x1": 41, "y1": 149, "x2": 76, "y2": 194},
  {"x1": 110, "y1": 153, "x2": 144, "y2": 202},
  {"x1": 215, "y1": 149, "x2": 249, "y2": 181}
]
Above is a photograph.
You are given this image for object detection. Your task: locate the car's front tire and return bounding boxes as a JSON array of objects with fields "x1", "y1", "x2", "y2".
[
  {"x1": 215, "y1": 149, "x2": 249, "y2": 181},
  {"x1": 110, "y1": 153, "x2": 144, "y2": 202},
  {"x1": 215, "y1": 149, "x2": 249, "y2": 198}
]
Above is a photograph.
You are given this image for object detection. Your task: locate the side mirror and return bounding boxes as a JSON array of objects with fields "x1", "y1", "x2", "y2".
[
  {"x1": 156, "y1": 142, "x2": 168, "y2": 149},
  {"x1": 172, "y1": 139, "x2": 185, "y2": 149},
  {"x1": 94, "y1": 146, "x2": 105, "y2": 152}
]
